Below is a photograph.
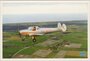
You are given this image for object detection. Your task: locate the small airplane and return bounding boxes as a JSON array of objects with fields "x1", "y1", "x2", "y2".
[{"x1": 19, "y1": 23, "x2": 67, "y2": 42}]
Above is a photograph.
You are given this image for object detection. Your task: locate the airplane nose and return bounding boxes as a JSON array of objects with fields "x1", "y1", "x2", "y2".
[{"x1": 18, "y1": 32, "x2": 21, "y2": 37}]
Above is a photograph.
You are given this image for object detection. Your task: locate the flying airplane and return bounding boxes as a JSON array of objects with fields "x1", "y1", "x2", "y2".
[{"x1": 19, "y1": 23, "x2": 67, "y2": 42}]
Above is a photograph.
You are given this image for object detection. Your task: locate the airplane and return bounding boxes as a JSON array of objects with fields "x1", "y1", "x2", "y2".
[{"x1": 19, "y1": 23, "x2": 67, "y2": 42}]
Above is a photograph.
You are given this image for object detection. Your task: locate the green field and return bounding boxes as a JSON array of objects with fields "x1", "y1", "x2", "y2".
[{"x1": 3, "y1": 24, "x2": 87, "y2": 58}]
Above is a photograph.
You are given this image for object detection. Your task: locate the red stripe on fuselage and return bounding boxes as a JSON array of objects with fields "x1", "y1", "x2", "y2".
[{"x1": 20, "y1": 32, "x2": 34, "y2": 35}]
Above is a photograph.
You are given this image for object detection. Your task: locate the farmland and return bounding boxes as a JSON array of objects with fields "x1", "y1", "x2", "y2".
[{"x1": 3, "y1": 20, "x2": 87, "y2": 58}]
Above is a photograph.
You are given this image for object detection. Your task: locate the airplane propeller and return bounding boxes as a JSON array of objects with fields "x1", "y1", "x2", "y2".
[
  {"x1": 17, "y1": 24, "x2": 25, "y2": 41},
  {"x1": 18, "y1": 32, "x2": 21, "y2": 37}
]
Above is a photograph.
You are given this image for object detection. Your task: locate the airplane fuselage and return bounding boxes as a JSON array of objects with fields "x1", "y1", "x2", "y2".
[
  {"x1": 19, "y1": 23, "x2": 67, "y2": 36},
  {"x1": 20, "y1": 28, "x2": 58, "y2": 36}
]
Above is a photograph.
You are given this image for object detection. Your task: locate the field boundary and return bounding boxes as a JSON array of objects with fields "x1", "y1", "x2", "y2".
[{"x1": 12, "y1": 46, "x2": 30, "y2": 58}]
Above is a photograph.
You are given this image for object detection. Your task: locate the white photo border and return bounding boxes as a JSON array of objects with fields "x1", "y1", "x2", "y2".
[{"x1": 0, "y1": 1, "x2": 90, "y2": 61}]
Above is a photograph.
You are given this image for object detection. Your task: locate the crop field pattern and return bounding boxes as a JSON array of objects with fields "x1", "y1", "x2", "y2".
[{"x1": 3, "y1": 21, "x2": 87, "y2": 58}]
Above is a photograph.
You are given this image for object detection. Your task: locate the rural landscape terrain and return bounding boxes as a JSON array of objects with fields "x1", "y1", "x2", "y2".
[{"x1": 3, "y1": 20, "x2": 87, "y2": 58}]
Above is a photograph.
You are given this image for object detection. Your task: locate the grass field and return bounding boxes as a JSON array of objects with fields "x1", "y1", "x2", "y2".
[{"x1": 3, "y1": 24, "x2": 87, "y2": 58}]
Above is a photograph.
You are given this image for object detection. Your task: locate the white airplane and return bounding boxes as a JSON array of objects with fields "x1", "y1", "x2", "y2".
[{"x1": 19, "y1": 23, "x2": 67, "y2": 42}]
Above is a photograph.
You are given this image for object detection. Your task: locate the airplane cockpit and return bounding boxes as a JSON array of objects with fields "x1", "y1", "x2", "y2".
[{"x1": 28, "y1": 26, "x2": 39, "y2": 31}]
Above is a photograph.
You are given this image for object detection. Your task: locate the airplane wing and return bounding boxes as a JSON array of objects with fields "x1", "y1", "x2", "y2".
[
  {"x1": 29, "y1": 33, "x2": 44, "y2": 36},
  {"x1": 28, "y1": 31, "x2": 44, "y2": 36}
]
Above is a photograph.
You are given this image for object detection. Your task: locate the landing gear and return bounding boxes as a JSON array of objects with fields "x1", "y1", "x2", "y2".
[
  {"x1": 32, "y1": 36, "x2": 36, "y2": 42},
  {"x1": 20, "y1": 36, "x2": 26, "y2": 41},
  {"x1": 21, "y1": 36, "x2": 37, "y2": 42},
  {"x1": 19, "y1": 33, "x2": 37, "y2": 43},
  {"x1": 22, "y1": 37, "x2": 25, "y2": 41}
]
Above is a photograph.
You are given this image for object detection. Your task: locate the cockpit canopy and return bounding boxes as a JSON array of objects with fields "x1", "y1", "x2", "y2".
[{"x1": 28, "y1": 26, "x2": 39, "y2": 31}]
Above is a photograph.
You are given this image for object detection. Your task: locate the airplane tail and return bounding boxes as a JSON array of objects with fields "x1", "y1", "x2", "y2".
[{"x1": 57, "y1": 23, "x2": 67, "y2": 32}]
